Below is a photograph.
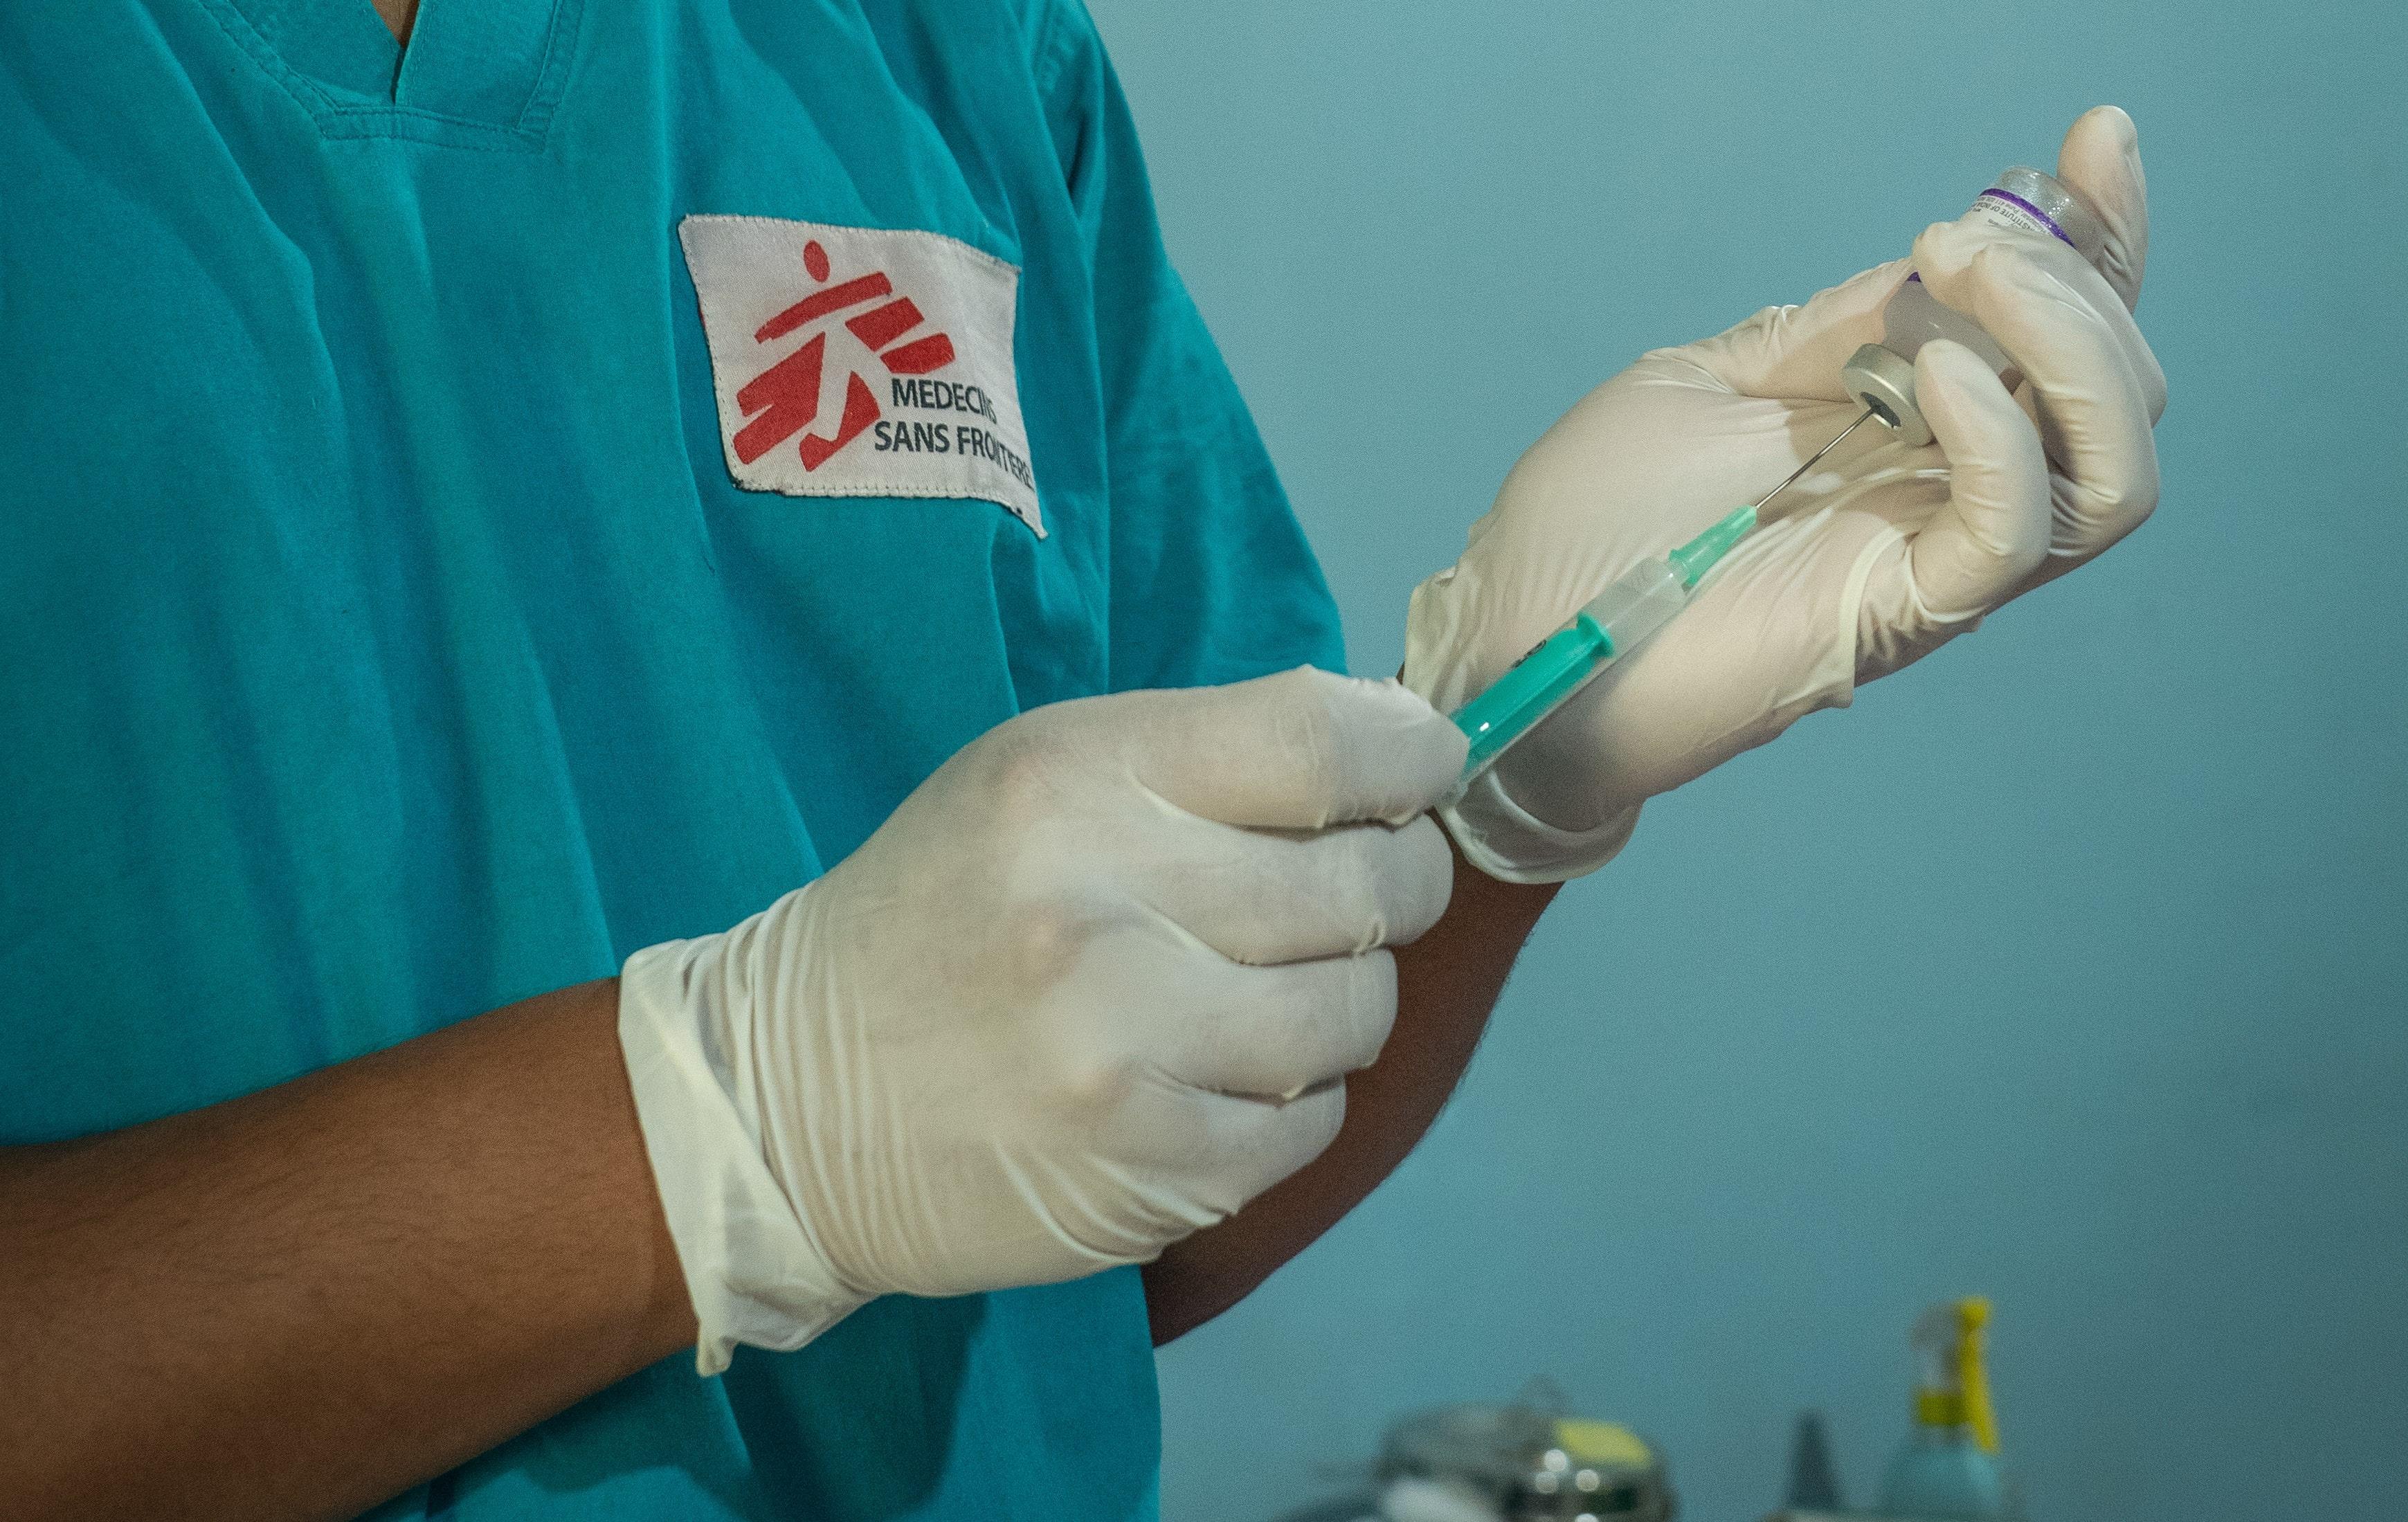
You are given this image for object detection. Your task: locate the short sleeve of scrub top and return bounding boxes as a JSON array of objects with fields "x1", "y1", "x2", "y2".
[{"x1": 0, "y1": 0, "x2": 1343, "y2": 1516}]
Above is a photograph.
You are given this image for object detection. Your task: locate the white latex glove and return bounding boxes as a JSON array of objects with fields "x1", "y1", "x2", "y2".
[
  {"x1": 1406, "y1": 107, "x2": 2165, "y2": 882},
  {"x1": 619, "y1": 667, "x2": 1465, "y2": 1373}
]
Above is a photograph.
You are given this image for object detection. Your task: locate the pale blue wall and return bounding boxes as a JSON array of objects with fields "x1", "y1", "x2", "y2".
[{"x1": 1083, "y1": 2, "x2": 2408, "y2": 1518}]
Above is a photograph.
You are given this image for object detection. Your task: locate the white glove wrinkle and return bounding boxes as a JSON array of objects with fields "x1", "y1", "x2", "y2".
[
  {"x1": 619, "y1": 934, "x2": 862, "y2": 1375},
  {"x1": 1009, "y1": 1145, "x2": 1151, "y2": 1265},
  {"x1": 1438, "y1": 770, "x2": 1640, "y2": 886},
  {"x1": 1089, "y1": 1145, "x2": 1226, "y2": 1236}
]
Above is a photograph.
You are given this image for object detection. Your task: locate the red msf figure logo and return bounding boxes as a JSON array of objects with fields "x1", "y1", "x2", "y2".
[{"x1": 732, "y1": 238, "x2": 957, "y2": 471}]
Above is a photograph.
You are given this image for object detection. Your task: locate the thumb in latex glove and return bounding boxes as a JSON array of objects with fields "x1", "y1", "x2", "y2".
[
  {"x1": 1405, "y1": 106, "x2": 2164, "y2": 883},
  {"x1": 618, "y1": 667, "x2": 1465, "y2": 1373}
]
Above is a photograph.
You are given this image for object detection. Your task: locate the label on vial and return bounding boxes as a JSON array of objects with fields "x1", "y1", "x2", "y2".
[{"x1": 1968, "y1": 188, "x2": 2074, "y2": 248}]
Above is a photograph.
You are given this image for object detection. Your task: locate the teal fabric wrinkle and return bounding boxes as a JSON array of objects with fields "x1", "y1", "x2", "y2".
[
  {"x1": 219, "y1": 0, "x2": 406, "y2": 100},
  {"x1": 392, "y1": 0, "x2": 561, "y2": 124},
  {"x1": 206, "y1": 0, "x2": 581, "y2": 145}
]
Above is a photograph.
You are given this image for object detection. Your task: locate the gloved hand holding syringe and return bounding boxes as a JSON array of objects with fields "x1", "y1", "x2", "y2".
[
  {"x1": 1447, "y1": 406, "x2": 1872, "y2": 797},
  {"x1": 1433, "y1": 138, "x2": 2151, "y2": 818}
]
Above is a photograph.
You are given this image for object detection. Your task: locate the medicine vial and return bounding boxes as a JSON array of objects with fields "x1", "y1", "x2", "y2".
[{"x1": 1841, "y1": 166, "x2": 2107, "y2": 446}]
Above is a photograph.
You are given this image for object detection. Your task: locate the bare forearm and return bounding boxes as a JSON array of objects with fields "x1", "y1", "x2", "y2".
[
  {"x1": 1143, "y1": 842, "x2": 1557, "y2": 1343},
  {"x1": 0, "y1": 979, "x2": 696, "y2": 1522}
]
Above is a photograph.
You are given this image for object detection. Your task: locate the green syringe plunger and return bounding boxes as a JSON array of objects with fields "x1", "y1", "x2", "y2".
[
  {"x1": 1441, "y1": 385, "x2": 1890, "y2": 795},
  {"x1": 1449, "y1": 502, "x2": 1757, "y2": 788}
]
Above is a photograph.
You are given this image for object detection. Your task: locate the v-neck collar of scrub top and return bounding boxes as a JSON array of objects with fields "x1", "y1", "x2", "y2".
[{"x1": 206, "y1": 0, "x2": 582, "y2": 150}]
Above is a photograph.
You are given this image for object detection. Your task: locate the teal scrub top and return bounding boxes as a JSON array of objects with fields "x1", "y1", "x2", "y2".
[{"x1": 0, "y1": 0, "x2": 1345, "y2": 1516}]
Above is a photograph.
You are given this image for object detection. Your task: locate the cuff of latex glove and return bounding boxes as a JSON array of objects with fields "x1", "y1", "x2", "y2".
[
  {"x1": 619, "y1": 935, "x2": 869, "y2": 1377},
  {"x1": 1438, "y1": 766, "x2": 1642, "y2": 885}
]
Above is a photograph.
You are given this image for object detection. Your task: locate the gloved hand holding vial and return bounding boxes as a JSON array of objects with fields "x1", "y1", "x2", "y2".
[{"x1": 1408, "y1": 107, "x2": 2164, "y2": 882}]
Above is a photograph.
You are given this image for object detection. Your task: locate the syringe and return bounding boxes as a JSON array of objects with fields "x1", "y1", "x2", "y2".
[
  {"x1": 1447, "y1": 158, "x2": 2103, "y2": 795},
  {"x1": 1447, "y1": 404, "x2": 1879, "y2": 792}
]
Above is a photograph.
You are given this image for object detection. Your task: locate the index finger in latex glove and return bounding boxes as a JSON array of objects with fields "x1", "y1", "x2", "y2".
[
  {"x1": 1913, "y1": 217, "x2": 2164, "y2": 422},
  {"x1": 1913, "y1": 225, "x2": 2163, "y2": 568},
  {"x1": 1103, "y1": 1077, "x2": 1348, "y2": 1221},
  {"x1": 1134, "y1": 810, "x2": 1455, "y2": 967},
  {"x1": 1033, "y1": 916, "x2": 1395, "y2": 1104},
  {"x1": 1888, "y1": 338, "x2": 2053, "y2": 626},
  {"x1": 1110, "y1": 667, "x2": 1468, "y2": 831},
  {"x1": 2053, "y1": 105, "x2": 2149, "y2": 311},
  {"x1": 966, "y1": 1072, "x2": 1348, "y2": 1265},
  {"x1": 1148, "y1": 948, "x2": 1399, "y2": 1098},
  {"x1": 1670, "y1": 257, "x2": 1910, "y2": 404}
]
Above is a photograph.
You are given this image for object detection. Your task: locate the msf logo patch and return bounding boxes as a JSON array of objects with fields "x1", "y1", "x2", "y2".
[
  {"x1": 680, "y1": 215, "x2": 1043, "y2": 536},
  {"x1": 732, "y1": 236, "x2": 957, "y2": 470}
]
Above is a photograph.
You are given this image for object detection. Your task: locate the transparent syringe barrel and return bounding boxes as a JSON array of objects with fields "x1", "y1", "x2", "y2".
[
  {"x1": 1843, "y1": 167, "x2": 2107, "y2": 446},
  {"x1": 1584, "y1": 555, "x2": 1688, "y2": 652},
  {"x1": 1449, "y1": 556, "x2": 1692, "y2": 794}
]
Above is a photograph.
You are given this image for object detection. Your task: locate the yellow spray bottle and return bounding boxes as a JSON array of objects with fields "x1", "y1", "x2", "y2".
[
  {"x1": 1957, "y1": 1297, "x2": 2000, "y2": 1458},
  {"x1": 1877, "y1": 1298, "x2": 2009, "y2": 1519}
]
